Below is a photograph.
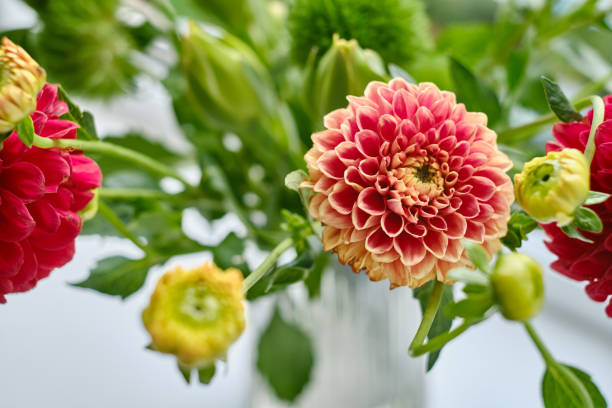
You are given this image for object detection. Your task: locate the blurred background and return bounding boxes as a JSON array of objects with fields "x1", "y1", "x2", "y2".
[{"x1": 1, "y1": 0, "x2": 611, "y2": 407}]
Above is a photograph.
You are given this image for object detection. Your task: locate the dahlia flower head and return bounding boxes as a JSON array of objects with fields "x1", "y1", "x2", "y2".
[
  {"x1": 302, "y1": 78, "x2": 514, "y2": 288},
  {"x1": 543, "y1": 95, "x2": 612, "y2": 317},
  {"x1": 0, "y1": 84, "x2": 102, "y2": 303}
]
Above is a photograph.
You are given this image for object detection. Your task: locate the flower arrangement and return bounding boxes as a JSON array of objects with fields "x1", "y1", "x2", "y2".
[{"x1": 1, "y1": 0, "x2": 611, "y2": 406}]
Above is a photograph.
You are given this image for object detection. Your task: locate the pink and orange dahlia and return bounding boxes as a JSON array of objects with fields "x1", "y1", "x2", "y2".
[
  {"x1": 302, "y1": 78, "x2": 513, "y2": 288},
  {"x1": 543, "y1": 95, "x2": 612, "y2": 317},
  {"x1": 0, "y1": 84, "x2": 102, "y2": 303}
]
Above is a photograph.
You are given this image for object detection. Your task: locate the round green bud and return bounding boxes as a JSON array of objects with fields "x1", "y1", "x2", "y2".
[
  {"x1": 514, "y1": 148, "x2": 590, "y2": 226},
  {"x1": 491, "y1": 253, "x2": 544, "y2": 321}
]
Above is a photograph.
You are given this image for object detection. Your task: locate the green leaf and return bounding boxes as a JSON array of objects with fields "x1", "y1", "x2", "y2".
[
  {"x1": 540, "y1": 76, "x2": 583, "y2": 123},
  {"x1": 257, "y1": 308, "x2": 314, "y2": 402},
  {"x1": 56, "y1": 86, "x2": 99, "y2": 141},
  {"x1": 463, "y1": 240, "x2": 491, "y2": 273},
  {"x1": 437, "y1": 23, "x2": 492, "y2": 68},
  {"x1": 303, "y1": 252, "x2": 328, "y2": 299},
  {"x1": 561, "y1": 224, "x2": 594, "y2": 243},
  {"x1": 413, "y1": 282, "x2": 454, "y2": 371},
  {"x1": 584, "y1": 191, "x2": 610, "y2": 205},
  {"x1": 449, "y1": 57, "x2": 502, "y2": 126},
  {"x1": 198, "y1": 364, "x2": 216, "y2": 385},
  {"x1": 542, "y1": 363, "x2": 607, "y2": 408},
  {"x1": 507, "y1": 49, "x2": 529, "y2": 91},
  {"x1": 445, "y1": 291, "x2": 494, "y2": 319},
  {"x1": 447, "y1": 267, "x2": 489, "y2": 286},
  {"x1": 72, "y1": 256, "x2": 156, "y2": 298},
  {"x1": 212, "y1": 232, "x2": 249, "y2": 275},
  {"x1": 388, "y1": 64, "x2": 415, "y2": 83},
  {"x1": 284, "y1": 169, "x2": 307, "y2": 192},
  {"x1": 502, "y1": 210, "x2": 539, "y2": 251},
  {"x1": 16, "y1": 116, "x2": 35, "y2": 147},
  {"x1": 247, "y1": 250, "x2": 315, "y2": 300},
  {"x1": 573, "y1": 206, "x2": 603, "y2": 233},
  {"x1": 177, "y1": 363, "x2": 192, "y2": 384}
]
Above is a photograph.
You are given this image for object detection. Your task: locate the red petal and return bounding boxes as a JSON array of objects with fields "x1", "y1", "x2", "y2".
[
  {"x1": 423, "y1": 229, "x2": 448, "y2": 258},
  {"x1": 68, "y1": 155, "x2": 102, "y2": 190},
  {"x1": 0, "y1": 241, "x2": 24, "y2": 277},
  {"x1": 30, "y1": 212, "x2": 81, "y2": 250},
  {"x1": 381, "y1": 212, "x2": 404, "y2": 237},
  {"x1": 355, "y1": 130, "x2": 381, "y2": 157},
  {"x1": 0, "y1": 189, "x2": 35, "y2": 242},
  {"x1": 394, "y1": 233, "x2": 426, "y2": 266},
  {"x1": 357, "y1": 187, "x2": 386, "y2": 215},
  {"x1": 366, "y1": 228, "x2": 394, "y2": 254},
  {"x1": 0, "y1": 162, "x2": 45, "y2": 202}
]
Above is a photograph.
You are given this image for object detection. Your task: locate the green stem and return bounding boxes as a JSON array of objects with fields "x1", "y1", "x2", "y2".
[
  {"x1": 584, "y1": 95, "x2": 605, "y2": 166},
  {"x1": 98, "y1": 200, "x2": 151, "y2": 254},
  {"x1": 498, "y1": 98, "x2": 592, "y2": 141},
  {"x1": 31, "y1": 135, "x2": 192, "y2": 188},
  {"x1": 99, "y1": 188, "x2": 174, "y2": 200},
  {"x1": 243, "y1": 237, "x2": 294, "y2": 293},
  {"x1": 524, "y1": 321, "x2": 593, "y2": 408},
  {"x1": 408, "y1": 280, "x2": 444, "y2": 351},
  {"x1": 410, "y1": 317, "x2": 485, "y2": 357}
]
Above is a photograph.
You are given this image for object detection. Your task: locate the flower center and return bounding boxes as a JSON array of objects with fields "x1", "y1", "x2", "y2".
[
  {"x1": 415, "y1": 164, "x2": 434, "y2": 183},
  {"x1": 389, "y1": 155, "x2": 446, "y2": 199},
  {"x1": 178, "y1": 286, "x2": 222, "y2": 324}
]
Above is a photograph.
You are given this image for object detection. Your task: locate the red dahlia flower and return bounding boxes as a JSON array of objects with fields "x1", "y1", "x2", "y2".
[
  {"x1": 544, "y1": 95, "x2": 612, "y2": 317},
  {"x1": 302, "y1": 79, "x2": 514, "y2": 288},
  {"x1": 0, "y1": 84, "x2": 102, "y2": 303}
]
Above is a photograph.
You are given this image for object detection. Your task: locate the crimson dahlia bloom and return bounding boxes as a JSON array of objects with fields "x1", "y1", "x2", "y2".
[
  {"x1": 0, "y1": 84, "x2": 101, "y2": 302},
  {"x1": 303, "y1": 79, "x2": 513, "y2": 288},
  {"x1": 544, "y1": 95, "x2": 612, "y2": 317}
]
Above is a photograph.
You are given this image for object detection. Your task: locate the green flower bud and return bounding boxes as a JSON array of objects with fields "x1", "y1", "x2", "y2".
[
  {"x1": 191, "y1": 0, "x2": 252, "y2": 31},
  {"x1": 32, "y1": 0, "x2": 139, "y2": 98},
  {"x1": 514, "y1": 148, "x2": 590, "y2": 226},
  {"x1": 142, "y1": 263, "x2": 246, "y2": 367},
  {"x1": 0, "y1": 37, "x2": 46, "y2": 133},
  {"x1": 180, "y1": 21, "x2": 273, "y2": 131},
  {"x1": 303, "y1": 35, "x2": 387, "y2": 121},
  {"x1": 491, "y1": 253, "x2": 544, "y2": 321}
]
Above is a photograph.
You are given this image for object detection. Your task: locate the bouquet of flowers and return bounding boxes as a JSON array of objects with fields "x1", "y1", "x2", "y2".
[{"x1": 1, "y1": 0, "x2": 610, "y2": 406}]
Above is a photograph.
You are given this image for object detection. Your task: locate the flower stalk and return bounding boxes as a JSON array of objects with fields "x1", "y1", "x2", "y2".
[
  {"x1": 584, "y1": 95, "x2": 605, "y2": 166},
  {"x1": 243, "y1": 237, "x2": 294, "y2": 293},
  {"x1": 408, "y1": 280, "x2": 444, "y2": 352}
]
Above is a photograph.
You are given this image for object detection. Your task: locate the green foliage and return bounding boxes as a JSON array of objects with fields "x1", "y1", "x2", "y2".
[
  {"x1": 257, "y1": 308, "x2": 314, "y2": 402},
  {"x1": 502, "y1": 210, "x2": 539, "y2": 251},
  {"x1": 288, "y1": 0, "x2": 432, "y2": 65},
  {"x1": 541, "y1": 76, "x2": 583, "y2": 123},
  {"x1": 542, "y1": 364, "x2": 607, "y2": 408},
  {"x1": 413, "y1": 281, "x2": 454, "y2": 371},
  {"x1": 212, "y1": 232, "x2": 249, "y2": 275},
  {"x1": 449, "y1": 58, "x2": 502, "y2": 126},
  {"x1": 437, "y1": 23, "x2": 492, "y2": 68},
  {"x1": 463, "y1": 240, "x2": 492, "y2": 274},
  {"x1": 573, "y1": 206, "x2": 603, "y2": 233},
  {"x1": 584, "y1": 191, "x2": 610, "y2": 205},
  {"x1": 16, "y1": 116, "x2": 34, "y2": 147},
  {"x1": 57, "y1": 86, "x2": 99, "y2": 140}
]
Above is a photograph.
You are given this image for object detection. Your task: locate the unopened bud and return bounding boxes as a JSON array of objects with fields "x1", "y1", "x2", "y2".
[
  {"x1": 491, "y1": 253, "x2": 544, "y2": 321},
  {"x1": 0, "y1": 37, "x2": 46, "y2": 133},
  {"x1": 303, "y1": 34, "x2": 387, "y2": 121},
  {"x1": 514, "y1": 148, "x2": 590, "y2": 226}
]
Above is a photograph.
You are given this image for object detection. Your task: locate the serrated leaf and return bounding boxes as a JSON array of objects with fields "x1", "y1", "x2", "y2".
[
  {"x1": 198, "y1": 364, "x2": 216, "y2": 385},
  {"x1": 447, "y1": 267, "x2": 489, "y2": 286},
  {"x1": 413, "y1": 282, "x2": 454, "y2": 371},
  {"x1": 73, "y1": 256, "x2": 156, "y2": 298},
  {"x1": 257, "y1": 308, "x2": 314, "y2": 402},
  {"x1": 542, "y1": 363, "x2": 606, "y2": 408},
  {"x1": 16, "y1": 116, "x2": 34, "y2": 147},
  {"x1": 584, "y1": 191, "x2": 610, "y2": 205},
  {"x1": 463, "y1": 240, "x2": 491, "y2": 273},
  {"x1": 449, "y1": 58, "x2": 502, "y2": 126},
  {"x1": 56, "y1": 86, "x2": 99, "y2": 141},
  {"x1": 541, "y1": 76, "x2": 582, "y2": 123},
  {"x1": 285, "y1": 170, "x2": 307, "y2": 191},
  {"x1": 573, "y1": 206, "x2": 603, "y2": 233}
]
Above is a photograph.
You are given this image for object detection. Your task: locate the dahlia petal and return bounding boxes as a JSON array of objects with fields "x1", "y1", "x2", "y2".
[
  {"x1": 356, "y1": 106, "x2": 379, "y2": 131},
  {"x1": 30, "y1": 211, "x2": 82, "y2": 250},
  {"x1": 355, "y1": 130, "x2": 381, "y2": 157},
  {"x1": 405, "y1": 223, "x2": 427, "y2": 238},
  {"x1": 358, "y1": 157, "x2": 379, "y2": 181},
  {"x1": 321, "y1": 227, "x2": 343, "y2": 250},
  {"x1": 328, "y1": 183, "x2": 359, "y2": 215},
  {"x1": 39, "y1": 119, "x2": 78, "y2": 139},
  {"x1": 35, "y1": 241, "x2": 75, "y2": 271},
  {"x1": 323, "y1": 108, "x2": 351, "y2": 130},
  {"x1": 394, "y1": 233, "x2": 426, "y2": 266},
  {"x1": 392, "y1": 89, "x2": 418, "y2": 119},
  {"x1": 0, "y1": 241, "x2": 24, "y2": 277},
  {"x1": 27, "y1": 199, "x2": 61, "y2": 233},
  {"x1": 470, "y1": 176, "x2": 497, "y2": 201},
  {"x1": 428, "y1": 216, "x2": 448, "y2": 231},
  {"x1": 457, "y1": 194, "x2": 479, "y2": 218},
  {"x1": 10, "y1": 240, "x2": 37, "y2": 291},
  {"x1": 366, "y1": 228, "x2": 394, "y2": 254},
  {"x1": 318, "y1": 150, "x2": 346, "y2": 179},
  {"x1": 318, "y1": 199, "x2": 353, "y2": 228},
  {"x1": 381, "y1": 212, "x2": 404, "y2": 237},
  {"x1": 312, "y1": 129, "x2": 345, "y2": 151},
  {"x1": 415, "y1": 106, "x2": 435, "y2": 133},
  {"x1": 465, "y1": 220, "x2": 485, "y2": 243},
  {"x1": 335, "y1": 141, "x2": 363, "y2": 165},
  {"x1": 358, "y1": 187, "x2": 386, "y2": 215},
  {"x1": 442, "y1": 238, "x2": 463, "y2": 262},
  {"x1": 378, "y1": 114, "x2": 398, "y2": 141},
  {"x1": 0, "y1": 161, "x2": 45, "y2": 202},
  {"x1": 423, "y1": 229, "x2": 448, "y2": 258},
  {"x1": 344, "y1": 166, "x2": 367, "y2": 190},
  {"x1": 0, "y1": 189, "x2": 35, "y2": 242},
  {"x1": 22, "y1": 149, "x2": 70, "y2": 193},
  {"x1": 71, "y1": 190, "x2": 96, "y2": 213},
  {"x1": 552, "y1": 122, "x2": 589, "y2": 150}
]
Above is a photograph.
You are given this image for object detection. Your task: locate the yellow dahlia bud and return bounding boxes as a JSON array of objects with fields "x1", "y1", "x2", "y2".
[
  {"x1": 0, "y1": 37, "x2": 46, "y2": 133},
  {"x1": 491, "y1": 253, "x2": 544, "y2": 321},
  {"x1": 142, "y1": 263, "x2": 246, "y2": 367},
  {"x1": 514, "y1": 148, "x2": 590, "y2": 226}
]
